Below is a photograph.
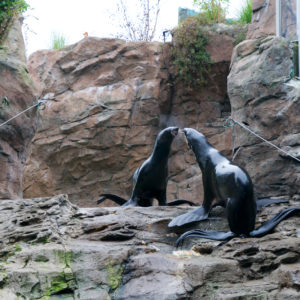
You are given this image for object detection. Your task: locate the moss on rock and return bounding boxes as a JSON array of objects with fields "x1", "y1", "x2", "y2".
[{"x1": 106, "y1": 260, "x2": 124, "y2": 291}]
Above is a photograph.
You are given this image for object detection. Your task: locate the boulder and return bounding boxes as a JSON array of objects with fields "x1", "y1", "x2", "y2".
[
  {"x1": 0, "y1": 195, "x2": 299, "y2": 299},
  {"x1": 228, "y1": 36, "x2": 300, "y2": 197},
  {"x1": 23, "y1": 25, "x2": 243, "y2": 207},
  {"x1": 0, "y1": 17, "x2": 36, "y2": 199}
]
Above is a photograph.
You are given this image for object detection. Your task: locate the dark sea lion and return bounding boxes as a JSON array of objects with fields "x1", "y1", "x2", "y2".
[
  {"x1": 97, "y1": 127, "x2": 195, "y2": 207},
  {"x1": 169, "y1": 128, "x2": 256, "y2": 229},
  {"x1": 167, "y1": 128, "x2": 299, "y2": 244}
]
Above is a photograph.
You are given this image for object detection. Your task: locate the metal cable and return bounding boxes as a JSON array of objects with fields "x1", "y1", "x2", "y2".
[
  {"x1": 224, "y1": 118, "x2": 300, "y2": 163},
  {"x1": 0, "y1": 100, "x2": 46, "y2": 128}
]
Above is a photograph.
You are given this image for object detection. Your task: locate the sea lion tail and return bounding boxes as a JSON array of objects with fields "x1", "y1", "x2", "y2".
[
  {"x1": 256, "y1": 198, "x2": 289, "y2": 211},
  {"x1": 167, "y1": 199, "x2": 196, "y2": 206},
  {"x1": 176, "y1": 229, "x2": 236, "y2": 247},
  {"x1": 250, "y1": 207, "x2": 300, "y2": 237},
  {"x1": 97, "y1": 194, "x2": 128, "y2": 206},
  {"x1": 168, "y1": 206, "x2": 209, "y2": 228}
]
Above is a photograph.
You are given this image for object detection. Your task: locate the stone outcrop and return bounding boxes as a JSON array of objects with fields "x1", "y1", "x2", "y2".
[
  {"x1": 228, "y1": 36, "x2": 300, "y2": 198},
  {"x1": 248, "y1": 0, "x2": 297, "y2": 40},
  {"x1": 0, "y1": 17, "x2": 36, "y2": 199},
  {"x1": 247, "y1": 0, "x2": 276, "y2": 39},
  {"x1": 23, "y1": 25, "x2": 243, "y2": 206},
  {"x1": 0, "y1": 195, "x2": 299, "y2": 299}
]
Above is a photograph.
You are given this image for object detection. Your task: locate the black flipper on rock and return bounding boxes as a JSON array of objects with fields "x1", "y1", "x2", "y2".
[
  {"x1": 249, "y1": 207, "x2": 300, "y2": 237},
  {"x1": 256, "y1": 198, "x2": 289, "y2": 212},
  {"x1": 97, "y1": 194, "x2": 127, "y2": 206},
  {"x1": 167, "y1": 199, "x2": 196, "y2": 206},
  {"x1": 168, "y1": 206, "x2": 209, "y2": 228},
  {"x1": 176, "y1": 229, "x2": 236, "y2": 247},
  {"x1": 175, "y1": 207, "x2": 300, "y2": 246}
]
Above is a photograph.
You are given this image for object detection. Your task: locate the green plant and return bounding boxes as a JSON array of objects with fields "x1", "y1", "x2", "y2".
[
  {"x1": 106, "y1": 260, "x2": 124, "y2": 291},
  {"x1": 0, "y1": 0, "x2": 29, "y2": 43},
  {"x1": 193, "y1": 0, "x2": 229, "y2": 24},
  {"x1": 172, "y1": 15, "x2": 212, "y2": 88},
  {"x1": 234, "y1": 30, "x2": 247, "y2": 46},
  {"x1": 50, "y1": 32, "x2": 67, "y2": 50},
  {"x1": 236, "y1": 0, "x2": 252, "y2": 24}
]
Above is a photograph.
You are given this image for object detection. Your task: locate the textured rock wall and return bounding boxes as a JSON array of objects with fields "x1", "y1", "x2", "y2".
[
  {"x1": 247, "y1": 0, "x2": 276, "y2": 39},
  {"x1": 228, "y1": 36, "x2": 300, "y2": 198},
  {"x1": 0, "y1": 17, "x2": 36, "y2": 199},
  {"x1": 0, "y1": 195, "x2": 299, "y2": 299},
  {"x1": 23, "y1": 25, "x2": 243, "y2": 206}
]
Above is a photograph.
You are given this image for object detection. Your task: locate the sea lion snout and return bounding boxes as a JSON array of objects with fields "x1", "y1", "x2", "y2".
[
  {"x1": 182, "y1": 128, "x2": 192, "y2": 149},
  {"x1": 183, "y1": 128, "x2": 188, "y2": 137},
  {"x1": 170, "y1": 127, "x2": 179, "y2": 137}
]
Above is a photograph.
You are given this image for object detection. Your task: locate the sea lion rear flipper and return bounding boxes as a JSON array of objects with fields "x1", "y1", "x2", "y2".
[
  {"x1": 250, "y1": 207, "x2": 300, "y2": 237},
  {"x1": 167, "y1": 199, "x2": 196, "y2": 206},
  {"x1": 176, "y1": 229, "x2": 236, "y2": 247},
  {"x1": 97, "y1": 194, "x2": 128, "y2": 206},
  {"x1": 256, "y1": 198, "x2": 289, "y2": 211},
  {"x1": 168, "y1": 206, "x2": 209, "y2": 228}
]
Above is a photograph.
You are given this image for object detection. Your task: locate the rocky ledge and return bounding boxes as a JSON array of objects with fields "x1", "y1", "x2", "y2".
[{"x1": 0, "y1": 195, "x2": 299, "y2": 299}]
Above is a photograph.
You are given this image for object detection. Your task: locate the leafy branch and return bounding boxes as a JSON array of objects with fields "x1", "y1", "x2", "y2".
[
  {"x1": 172, "y1": 16, "x2": 212, "y2": 88},
  {"x1": 0, "y1": 0, "x2": 29, "y2": 44}
]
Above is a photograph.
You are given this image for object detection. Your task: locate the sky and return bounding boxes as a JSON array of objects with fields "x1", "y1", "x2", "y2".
[{"x1": 23, "y1": 0, "x2": 247, "y2": 56}]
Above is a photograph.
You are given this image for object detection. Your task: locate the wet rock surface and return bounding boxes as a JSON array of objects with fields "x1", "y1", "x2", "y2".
[{"x1": 0, "y1": 195, "x2": 299, "y2": 299}]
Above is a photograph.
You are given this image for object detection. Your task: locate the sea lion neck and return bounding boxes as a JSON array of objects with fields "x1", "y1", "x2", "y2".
[
  {"x1": 151, "y1": 138, "x2": 172, "y2": 162},
  {"x1": 192, "y1": 138, "x2": 213, "y2": 170}
]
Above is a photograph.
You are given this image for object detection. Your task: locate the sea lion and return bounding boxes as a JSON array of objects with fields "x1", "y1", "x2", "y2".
[
  {"x1": 168, "y1": 128, "x2": 300, "y2": 244},
  {"x1": 169, "y1": 128, "x2": 256, "y2": 229},
  {"x1": 97, "y1": 127, "x2": 195, "y2": 207}
]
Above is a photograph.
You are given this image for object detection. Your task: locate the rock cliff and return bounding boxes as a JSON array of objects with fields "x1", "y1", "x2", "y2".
[
  {"x1": 23, "y1": 25, "x2": 243, "y2": 206},
  {"x1": 247, "y1": 0, "x2": 276, "y2": 39},
  {"x1": 0, "y1": 17, "x2": 36, "y2": 199},
  {"x1": 0, "y1": 195, "x2": 299, "y2": 299},
  {"x1": 228, "y1": 36, "x2": 300, "y2": 198}
]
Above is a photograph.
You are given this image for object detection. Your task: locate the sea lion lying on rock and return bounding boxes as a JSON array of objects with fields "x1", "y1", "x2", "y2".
[{"x1": 97, "y1": 127, "x2": 195, "y2": 207}]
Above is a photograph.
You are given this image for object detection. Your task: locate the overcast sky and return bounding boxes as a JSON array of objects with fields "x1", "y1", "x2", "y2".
[{"x1": 23, "y1": 0, "x2": 247, "y2": 56}]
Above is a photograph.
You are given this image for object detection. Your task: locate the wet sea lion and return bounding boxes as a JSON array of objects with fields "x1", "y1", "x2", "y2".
[
  {"x1": 168, "y1": 128, "x2": 299, "y2": 244},
  {"x1": 97, "y1": 127, "x2": 195, "y2": 207}
]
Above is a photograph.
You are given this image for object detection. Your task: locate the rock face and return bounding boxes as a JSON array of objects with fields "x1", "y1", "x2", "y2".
[
  {"x1": 23, "y1": 25, "x2": 243, "y2": 206},
  {"x1": 0, "y1": 195, "x2": 299, "y2": 299},
  {"x1": 228, "y1": 36, "x2": 300, "y2": 198},
  {"x1": 0, "y1": 17, "x2": 36, "y2": 199},
  {"x1": 247, "y1": 0, "x2": 276, "y2": 39}
]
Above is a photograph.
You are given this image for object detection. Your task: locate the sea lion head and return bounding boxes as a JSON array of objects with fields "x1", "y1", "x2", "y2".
[
  {"x1": 183, "y1": 128, "x2": 205, "y2": 149},
  {"x1": 156, "y1": 127, "x2": 179, "y2": 145}
]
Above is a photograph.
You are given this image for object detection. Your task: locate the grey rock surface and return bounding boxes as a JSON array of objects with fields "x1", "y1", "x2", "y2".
[
  {"x1": 0, "y1": 17, "x2": 37, "y2": 199},
  {"x1": 0, "y1": 195, "x2": 299, "y2": 299},
  {"x1": 228, "y1": 36, "x2": 300, "y2": 198}
]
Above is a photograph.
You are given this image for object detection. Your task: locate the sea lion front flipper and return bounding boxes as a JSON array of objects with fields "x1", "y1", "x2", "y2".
[
  {"x1": 97, "y1": 194, "x2": 128, "y2": 206},
  {"x1": 168, "y1": 206, "x2": 209, "y2": 228},
  {"x1": 256, "y1": 198, "x2": 289, "y2": 211},
  {"x1": 176, "y1": 229, "x2": 236, "y2": 247},
  {"x1": 250, "y1": 207, "x2": 300, "y2": 237},
  {"x1": 167, "y1": 199, "x2": 196, "y2": 206}
]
